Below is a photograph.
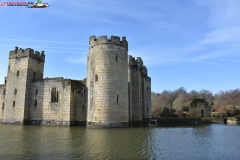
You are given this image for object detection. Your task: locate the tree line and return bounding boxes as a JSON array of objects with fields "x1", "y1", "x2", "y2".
[{"x1": 152, "y1": 87, "x2": 240, "y2": 118}]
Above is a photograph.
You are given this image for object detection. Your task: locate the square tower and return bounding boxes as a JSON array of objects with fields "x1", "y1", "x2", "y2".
[{"x1": 2, "y1": 47, "x2": 45, "y2": 124}]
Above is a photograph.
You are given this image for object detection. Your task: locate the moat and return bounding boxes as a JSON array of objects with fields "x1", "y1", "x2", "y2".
[{"x1": 0, "y1": 124, "x2": 240, "y2": 159}]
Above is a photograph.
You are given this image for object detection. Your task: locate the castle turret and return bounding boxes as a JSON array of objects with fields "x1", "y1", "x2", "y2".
[
  {"x1": 2, "y1": 47, "x2": 45, "y2": 124},
  {"x1": 86, "y1": 35, "x2": 129, "y2": 127}
]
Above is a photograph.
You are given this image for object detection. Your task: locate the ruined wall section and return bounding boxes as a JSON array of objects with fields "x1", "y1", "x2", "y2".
[
  {"x1": 87, "y1": 35, "x2": 129, "y2": 127},
  {"x1": 0, "y1": 84, "x2": 6, "y2": 121},
  {"x1": 2, "y1": 47, "x2": 45, "y2": 124},
  {"x1": 30, "y1": 78, "x2": 72, "y2": 125}
]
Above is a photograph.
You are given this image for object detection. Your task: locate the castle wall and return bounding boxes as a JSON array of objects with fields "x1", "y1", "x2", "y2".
[
  {"x1": 71, "y1": 80, "x2": 87, "y2": 125},
  {"x1": 2, "y1": 48, "x2": 45, "y2": 124},
  {"x1": 131, "y1": 67, "x2": 142, "y2": 121},
  {"x1": 128, "y1": 56, "x2": 152, "y2": 124},
  {"x1": 145, "y1": 77, "x2": 152, "y2": 118},
  {"x1": 30, "y1": 78, "x2": 72, "y2": 125},
  {"x1": 1, "y1": 37, "x2": 152, "y2": 127},
  {"x1": 87, "y1": 36, "x2": 129, "y2": 127},
  {"x1": 0, "y1": 85, "x2": 6, "y2": 122}
]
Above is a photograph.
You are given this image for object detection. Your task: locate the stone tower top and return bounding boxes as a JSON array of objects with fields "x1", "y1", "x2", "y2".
[
  {"x1": 89, "y1": 35, "x2": 128, "y2": 48},
  {"x1": 9, "y1": 46, "x2": 45, "y2": 62}
]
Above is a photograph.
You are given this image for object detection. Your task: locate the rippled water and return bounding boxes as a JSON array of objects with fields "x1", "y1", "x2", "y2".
[{"x1": 0, "y1": 124, "x2": 240, "y2": 159}]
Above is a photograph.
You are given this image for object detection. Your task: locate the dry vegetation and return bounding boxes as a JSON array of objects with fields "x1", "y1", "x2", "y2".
[{"x1": 152, "y1": 87, "x2": 240, "y2": 118}]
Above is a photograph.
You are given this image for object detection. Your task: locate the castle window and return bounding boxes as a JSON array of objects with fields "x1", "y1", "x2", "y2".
[
  {"x1": 17, "y1": 70, "x2": 19, "y2": 77},
  {"x1": 36, "y1": 89, "x2": 38, "y2": 94},
  {"x1": 33, "y1": 72, "x2": 36, "y2": 80},
  {"x1": 51, "y1": 88, "x2": 59, "y2": 103},
  {"x1": 14, "y1": 88, "x2": 17, "y2": 95},
  {"x1": 95, "y1": 74, "x2": 98, "y2": 82},
  {"x1": 3, "y1": 89, "x2": 6, "y2": 95},
  {"x1": 2, "y1": 102, "x2": 4, "y2": 109},
  {"x1": 13, "y1": 101, "x2": 15, "y2": 107},
  {"x1": 34, "y1": 100, "x2": 37, "y2": 106},
  {"x1": 83, "y1": 89, "x2": 86, "y2": 94},
  {"x1": 117, "y1": 95, "x2": 119, "y2": 103},
  {"x1": 147, "y1": 107, "x2": 149, "y2": 113},
  {"x1": 83, "y1": 105, "x2": 85, "y2": 110},
  {"x1": 116, "y1": 55, "x2": 118, "y2": 61}
]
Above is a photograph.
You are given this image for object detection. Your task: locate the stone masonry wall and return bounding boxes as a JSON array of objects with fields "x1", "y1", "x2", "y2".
[
  {"x1": 30, "y1": 78, "x2": 72, "y2": 125},
  {"x1": 87, "y1": 35, "x2": 129, "y2": 127},
  {"x1": 2, "y1": 47, "x2": 44, "y2": 124},
  {"x1": 0, "y1": 85, "x2": 6, "y2": 121},
  {"x1": 73, "y1": 79, "x2": 87, "y2": 124}
]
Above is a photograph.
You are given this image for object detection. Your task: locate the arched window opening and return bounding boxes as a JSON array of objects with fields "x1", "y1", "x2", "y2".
[
  {"x1": 16, "y1": 70, "x2": 19, "y2": 77},
  {"x1": 117, "y1": 95, "x2": 119, "y2": 103},
  {"x1": 3, "y1": 89, "x2": 6, "y2": 95},
  {"x1": 116, "y1": 55, "x2": 118, "y2": 61},
  {"x1": 36, "y1": 89, "x2": 38, "y2": 94},
  {"x1": 34, "y1": 100, "x2": 37, "y2": 106},
  {"x1": 95, "y1": 74, "x2": 98, "y2": 82},
  {"x1": 2, "y1": 102, "x2": 4, "y2": 109},
  {"x1": 51, "y1": 88, "x2": 59, "y2": 103},
  {"x1": 13, "y1": 101, "x2": 15, "y2": 107},
  {"x1": 33, "y1": 72, "x2": 36, "y2": 80},
  {"x1": 14, "y1": 88, "x2": 17, "y2": 95}
]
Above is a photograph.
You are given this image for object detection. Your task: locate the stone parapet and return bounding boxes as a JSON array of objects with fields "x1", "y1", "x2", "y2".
[
  {"x1": 9, "y1": 46, "x2": 45, "y2": 62},
  {"x1": 89, "y1": 35, "x2": 128, "y2": 49}
]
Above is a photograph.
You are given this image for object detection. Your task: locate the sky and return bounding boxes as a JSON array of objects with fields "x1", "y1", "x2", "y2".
[{"x1": 0, "y1": 0, "x2": 240, "y2": 94}]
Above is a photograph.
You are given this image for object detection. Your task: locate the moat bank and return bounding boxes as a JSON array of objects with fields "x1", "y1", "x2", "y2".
[{"x1": 0, "y1": 124, "x2": 239, "y2": 159}]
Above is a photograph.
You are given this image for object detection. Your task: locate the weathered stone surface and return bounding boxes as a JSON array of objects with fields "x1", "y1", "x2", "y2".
[
  {"x1": 0, "y1": 36, "x2": 152, "y2": 127},
  {"x1": 189, "y1": 99, "x2": 212, "y2": 117}
]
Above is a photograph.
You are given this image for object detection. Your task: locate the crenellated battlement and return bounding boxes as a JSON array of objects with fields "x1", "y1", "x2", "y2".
[
  {"x1": 128, "y1": 55, "x2": 149, "y2": 77},
  {"x1": 89, "y1": 35, "x2": 128, "y2": 48},
  {"x1": 9, "y1": 46, "x2": 45, "y2": 62}
]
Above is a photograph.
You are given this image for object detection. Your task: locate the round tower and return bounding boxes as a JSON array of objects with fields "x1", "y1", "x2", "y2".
[{"x1": 86, "y1": 35, "x2": 129, "y2": 127}]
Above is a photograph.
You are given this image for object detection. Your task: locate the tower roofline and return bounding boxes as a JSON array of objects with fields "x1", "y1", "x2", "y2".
[
  {"x1": 9, "y1": 46, "x2": 45, "y2": 62},
  {"x1": 89, "y1": 35, "x2": 128, "y2": 49}
]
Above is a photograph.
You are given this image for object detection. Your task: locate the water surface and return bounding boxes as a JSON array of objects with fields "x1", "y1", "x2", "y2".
[{"x1": 0, "y1": 124, "x2": 239, "y2": 159}]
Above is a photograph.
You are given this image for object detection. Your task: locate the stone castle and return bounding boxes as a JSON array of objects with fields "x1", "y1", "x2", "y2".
[{"x1": 0, "y1": 35, "x2": 152, "y2": 127}]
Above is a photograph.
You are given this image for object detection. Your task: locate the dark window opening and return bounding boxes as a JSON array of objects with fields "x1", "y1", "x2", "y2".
[
  {"x1": 14, "y1": 88, "x2": 17, "y2": 95},
  {"x1": 201, "y1": 110, "x2": 204, "y2": 117},
  {"x1": 2, "y1": 102, "x2": 4, "y2": 109},
  {"x1": 34, "y1": 100, "x2": 37, "y2": 106},
  {"x1": 51, "y1": 88, "x2": 59, "y2": 103},
  {"x1": 117, "y1": 95, "x2": 119, "y2": 103},
  {"x1": 33, "y1": 72, "x2": 36, "y2": 80},
  {"x1": 95, "y1": 74, "x2": 98, "y2": 82},
  {"x1": 3, "y1": 89, "x2": 6, "y2": 95},
  {"x1": 13, "y1": 101, "x2": 15, "y2": 107},
  {"x1": 83, "y1": 105, "x2": 85, "y2": 110},
  {"x1": 36, "y1": 89, "x2": 38, "y2": 94},
  {"x1": 147, "y1": 107, "x2": 149, "y2": 113},
  {"x1": 83, "y1": 89, "x2": 86, "y2": 94},
  {"x1": 17, "y1": 70, "x2": 19, "y2": 77},
  {"x1": 116, "y1": 55, "x2": 118, "y2": 61}
]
